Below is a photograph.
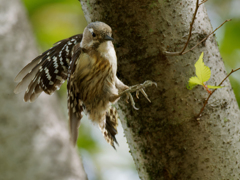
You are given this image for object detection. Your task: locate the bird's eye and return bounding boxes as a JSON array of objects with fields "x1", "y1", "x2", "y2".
[{"x1": 92, "y1": 32, "x2": 96, "y2": 37}]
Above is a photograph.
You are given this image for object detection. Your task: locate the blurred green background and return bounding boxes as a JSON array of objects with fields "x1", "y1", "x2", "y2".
[
  {"x1": 21, "y1": 0, "x2": 240, "y2": 179},
  {"x1": 207, "y1": 0, "x2": 240, "y2": 105}
]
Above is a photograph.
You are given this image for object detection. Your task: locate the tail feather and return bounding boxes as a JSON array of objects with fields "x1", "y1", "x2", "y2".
[{"x1": 99, "y1": 106, "x2": 119, "y2": 149}]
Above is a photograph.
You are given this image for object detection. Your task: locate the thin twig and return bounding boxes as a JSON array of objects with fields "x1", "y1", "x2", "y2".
[
  {"x1": 179, "y1": 0, "x2": 200, "y2": 54},
  {"x1": 199, "y1": 0, "x2": 208, "y2": 6},
  {"x1": 165, "y1": 0, "x2": 205, "y2": 56},
  {"x1": 196, "y1": 67, "x2": 240, "y2": 119},
  {"x1": 165, "y1": 1, "x2": 200, "y2": 56},
  {"x1": 165, "y1": 19, "x2": 230, "y2": 56},
  {"x1": 182, "y1": 19, "x2": 231, "y2": 55}
]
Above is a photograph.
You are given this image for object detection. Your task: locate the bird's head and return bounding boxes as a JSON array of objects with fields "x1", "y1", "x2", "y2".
[{"x1": 80, "y1": 21, "x2": 114, "y2": 50}]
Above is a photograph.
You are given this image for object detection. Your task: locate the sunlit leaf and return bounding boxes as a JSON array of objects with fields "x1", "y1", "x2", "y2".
[
  {"x1": 187, "y1": 76, "x2": 202, "y2": 90},
  {"x1": 195, "y1": 52, "x2": 211, "y2": 83},
  {"x1": 188, "y1": 52, "x2": 223, "y2": 91}
]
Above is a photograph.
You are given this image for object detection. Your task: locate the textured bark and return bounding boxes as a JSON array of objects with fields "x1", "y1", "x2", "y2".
[
  {"x1": 80, "y1": 0, "x2": 240, "y2": 179},
  {"x1": 0, "y1": 0, "x2": 87, "y2": 180}
]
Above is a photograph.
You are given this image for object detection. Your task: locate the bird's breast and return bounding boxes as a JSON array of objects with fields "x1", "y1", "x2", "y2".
[{"x1": 74, "y1": 50, "x2": 117, "y2": 103}]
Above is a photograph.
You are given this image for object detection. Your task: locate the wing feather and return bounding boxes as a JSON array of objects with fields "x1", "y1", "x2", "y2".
[
  {"x1": 14, "y1": 34, "x2": 83, "y2": 102},
  {"x1": 67, "y1": 45, "x2": 83, "y2": 145}
]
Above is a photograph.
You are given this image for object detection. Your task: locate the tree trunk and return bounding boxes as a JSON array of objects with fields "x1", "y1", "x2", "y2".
[
  {"x1": 80, "y1": 0, "x2": 240, "y2": 179},
  {"x1": 0, "y1": 0, "x2": 87, "y2": 179}
]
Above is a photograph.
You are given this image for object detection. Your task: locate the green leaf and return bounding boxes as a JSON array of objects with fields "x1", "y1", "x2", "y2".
[
  {"x1": 187, "y1": 76, "x2": 202, "y2": 90},
  {"x1": 188, "y1": 52, "x2": 214, "y2": 90},
  {"x1": 207, "y1": 85, "x2": 223, "y2": 89},
  {"x1": 188, "y1": 52, "x2": 225, "y2": 92},
  {"x1": 195, "y1": 52, "x2": 211, "y2": 83}
]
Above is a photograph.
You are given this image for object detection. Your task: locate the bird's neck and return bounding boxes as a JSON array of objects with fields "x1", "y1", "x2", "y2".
[
  {"x1": 97, "y1": 41, "x2": 113, "y2": 54},
  {"x1": 97, "y1": 41, "x2": 117, "y2": 68}
]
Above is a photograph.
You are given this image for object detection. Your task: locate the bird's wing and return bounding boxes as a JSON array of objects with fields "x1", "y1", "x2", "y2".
[
  {"x1": 14, "y1": 34, "x2": 83, "y2": 102},
  {"x1": 67, "y1": 45, "x2": 83, "y2": 145}
]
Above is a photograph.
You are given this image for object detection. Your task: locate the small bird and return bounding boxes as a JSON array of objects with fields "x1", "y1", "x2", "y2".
[{"x1": 14, "y1": 21, "x2": 156, "y2": 149}]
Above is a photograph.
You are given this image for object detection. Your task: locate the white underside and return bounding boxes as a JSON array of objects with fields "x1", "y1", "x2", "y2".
[{"x1": 97, "y1": 41, "x2": 117, "y2": 74}]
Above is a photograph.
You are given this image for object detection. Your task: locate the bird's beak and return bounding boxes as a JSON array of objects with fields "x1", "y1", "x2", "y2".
[{"x1": 104, "y1": 35, "x2": 114, "y2": 41}]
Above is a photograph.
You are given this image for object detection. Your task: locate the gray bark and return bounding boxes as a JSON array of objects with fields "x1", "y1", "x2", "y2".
[
  {"x1": 80, "y1": 0, "x2": 240, "y2": 179},
  {"x1": 0, "y1": 0, "x2": 87, "y2": 180}
]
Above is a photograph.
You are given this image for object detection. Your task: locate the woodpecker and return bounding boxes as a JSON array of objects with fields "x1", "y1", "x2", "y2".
[{"x1": 14, "y1": 21, "x2": 156, "y2": 149}]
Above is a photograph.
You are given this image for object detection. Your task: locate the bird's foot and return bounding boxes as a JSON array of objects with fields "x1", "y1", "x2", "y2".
[{"x1": 119, "y1": 80, "x2": 157, "y2": 110}]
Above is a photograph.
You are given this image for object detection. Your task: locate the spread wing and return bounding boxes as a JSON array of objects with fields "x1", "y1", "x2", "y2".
[{"x1": 14, "y1": 34, "x2": 83, "y2": 102}]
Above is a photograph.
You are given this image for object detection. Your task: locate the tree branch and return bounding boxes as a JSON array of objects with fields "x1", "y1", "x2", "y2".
[
  {"x1": 197, "y1": 67, "x2": 240, "y2": 119},
  {"x1": 182, "y1": 19, "x2": 231, "y2": 55},
  {"x1": 164, "y1": 0, "x2": 229, "y2": 56}
]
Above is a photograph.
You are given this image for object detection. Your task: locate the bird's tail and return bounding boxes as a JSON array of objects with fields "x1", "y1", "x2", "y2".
[{"x1": 99, "y1": 106, "x2": 119, "y2": 149}]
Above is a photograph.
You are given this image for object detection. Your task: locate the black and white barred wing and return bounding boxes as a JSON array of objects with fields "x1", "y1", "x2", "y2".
[
  {"x1": 14, "y1": 34, "x2": 83, "y2": 102},
  {"x1": 67, "y1": 46, "x2": 83, "y2": 145}
]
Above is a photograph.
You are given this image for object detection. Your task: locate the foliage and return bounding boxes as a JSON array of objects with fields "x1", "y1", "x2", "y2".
[{"x1": 188, "y1": 52, "x2": 222, "y2": 92}]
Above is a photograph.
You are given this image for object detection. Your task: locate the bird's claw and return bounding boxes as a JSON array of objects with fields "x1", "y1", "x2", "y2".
[
  {"x1": 139, "y1": 88, "x2": 151, "y2": 103},
  {"x1": 136, "y1": 90, "x2": 139, "y2": 99},
  {"x1": 127, "y1": 92, "x2": 139, "y2": 110},
  {"x1": 119, "y1": 80, "x2": 157, "y2": 110}
]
